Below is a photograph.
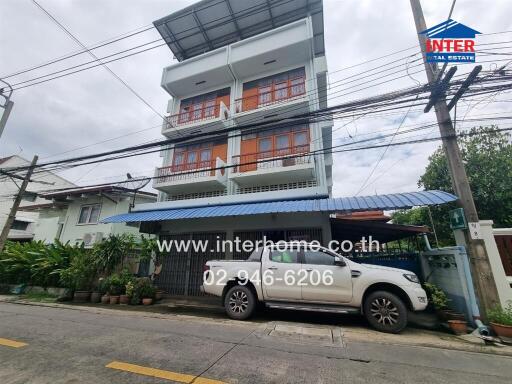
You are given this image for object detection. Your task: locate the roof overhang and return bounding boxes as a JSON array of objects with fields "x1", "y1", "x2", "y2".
[
  {"x1": 101, "y1": 190, "x2": 457, "y2": 223},
  {"x1": 39, "y1": 186, "x2": 156, "y2": 201},
  {"x1": 331, "y1": 218, "x2": 429, "y2": 243},
  {"x1": 154, "y1": 0, "x2": 324, "y2": 62}
]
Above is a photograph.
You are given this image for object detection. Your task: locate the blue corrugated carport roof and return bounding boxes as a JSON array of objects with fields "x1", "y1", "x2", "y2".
[{"x1": 101, "y1": 190, "x2": 457, "y2": 223}]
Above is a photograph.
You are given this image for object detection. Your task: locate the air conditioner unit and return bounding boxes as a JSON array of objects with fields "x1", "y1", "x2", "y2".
[{"x1": 83, "y1": 232, "x2": 104, "y2": 247}]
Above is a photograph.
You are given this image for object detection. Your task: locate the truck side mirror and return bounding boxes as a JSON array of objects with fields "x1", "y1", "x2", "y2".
[{"x1": 334, "y1": 257, "x2": 346, "y2": 267}]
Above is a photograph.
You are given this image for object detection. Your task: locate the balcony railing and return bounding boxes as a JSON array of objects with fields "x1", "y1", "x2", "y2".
[
  {"x1": 165, "y1": 101, "x2": 229, "y2": 129},
  {"x1": 232, "y1": 144, "x2": 311, "y2": 173},
  {"x1": 235, "y1": 77, "x2": 306, "y2": 113},
  {"x1": 155, "y1": 158, "x2": 226, "y2": 185}
]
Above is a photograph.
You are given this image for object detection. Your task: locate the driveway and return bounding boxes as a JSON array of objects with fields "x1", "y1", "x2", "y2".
[{"x1": 0, "y1": 300, "x2": 511, "y2": 383}]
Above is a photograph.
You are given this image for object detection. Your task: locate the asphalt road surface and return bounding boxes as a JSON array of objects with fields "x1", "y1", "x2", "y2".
[{"x1": 1, "y1": 301, "x2": 511, "y2": 384}]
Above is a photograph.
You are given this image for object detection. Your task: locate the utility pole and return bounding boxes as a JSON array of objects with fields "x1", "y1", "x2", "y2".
[
  {"x1": 0, "y1": 155, "x2": 38, "y2": 252},
  {"x1": 410, "y1": 0, "x2": 500, "y2": 321},
  {"x1": 0, "y1": 79, "x2": 14, "y2": 139}
]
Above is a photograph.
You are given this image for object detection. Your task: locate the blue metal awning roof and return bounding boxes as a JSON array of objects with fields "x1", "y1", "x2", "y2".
[{"x1": 102, "y1": 190, "x2": 457, "y2": 223}]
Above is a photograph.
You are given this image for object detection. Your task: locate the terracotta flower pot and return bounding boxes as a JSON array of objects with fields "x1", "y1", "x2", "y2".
[
  {"x1": 448, "y1": 320, "x2": 468, "y2": 335},
  {"x1": 109, "y1": 295, "x2": 120, "y2": 305},
  {"x1": 155, "y1": 290, "x2": 164, "y2": 301},
  {"x1": 119, "y1": 295, "x2": 130, "y2": 305},
  {"x1": 90, "y1": 292, "x2": 101, "y2": 303},
  {"x1": 142, "y1": 298, "x2": 153, "y2": 306},
  {"x1": 101, "y1": 295, "x2": 110, "y2": 304},
  {"x1": 73, "y1": 291, "x2": 91, "y2": 303},
  {"x1": 490, "y1": 322, "x2": 512, "y2": 339},
  {"x1": 436, "y1": 309, "x2": 466, "y2": 322}
]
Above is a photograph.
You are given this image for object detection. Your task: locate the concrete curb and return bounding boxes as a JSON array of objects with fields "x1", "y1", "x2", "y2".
[{"x1": 3, "y1": 296, "x2": 512, "y2": 357}]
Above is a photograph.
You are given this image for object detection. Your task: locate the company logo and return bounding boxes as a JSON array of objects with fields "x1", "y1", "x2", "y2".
[{"x1": 420, "y1": 19, "x2": 481, "y2": 63}]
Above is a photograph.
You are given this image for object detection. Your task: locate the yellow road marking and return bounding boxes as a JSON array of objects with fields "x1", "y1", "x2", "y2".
[
  {"x1": 105, "y1": 361, "x2": 227, "y2": 384},
  {"x1": 0, "y1": 337, "x2": 28, "y2": 348}
]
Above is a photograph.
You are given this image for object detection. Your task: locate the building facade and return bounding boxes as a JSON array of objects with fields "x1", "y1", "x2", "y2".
[
  {"x1": 20, "y1": 186, "x2": 156, "y2": 246},
  {"x1": 121, "y1": 0, "x2": 334, "y2": 295}
]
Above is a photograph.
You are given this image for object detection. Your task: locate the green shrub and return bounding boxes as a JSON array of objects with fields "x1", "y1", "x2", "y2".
[
  {"x1": 134, "y1": 277, "x2": 155, "y2": 299},
  {"x1": 57, "y1": 250, "x2": 96, "y2": 291},
  {"x1": 92, "y1": 234, "x2": 136, "y2": 274},
  {"x1": 0, "y1": 240, "x2": 83, "y2": 287},
  {"x1": 488, "y1": 302, "x2": 512, "y2": 326},
  {"x1": 107, "y1": 273, "x2": 125, "y2": 295},
  {"x1": 424, "y1": 282, "x2": 450, "y2": 310}
]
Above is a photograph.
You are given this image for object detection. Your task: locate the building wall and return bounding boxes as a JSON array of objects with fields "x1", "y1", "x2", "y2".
[
  {"x1": 159, "y1": 211, "x2": 333, "y2": 253},
  {"x1": 33, "y1": 208, "x2": 67, "y2": 243},
  {"x1": 33, "y1": 194, "x2": 155, "y2": 245},
  {"x1": 480, "y1": 221, "x2": 512, "y2": 308},
  {"x1": 0, "y1": 156, "x2": 75, "y2": 240},
  {"x1": 149, "y1": 16, "x2": 332, "y2": 210}
]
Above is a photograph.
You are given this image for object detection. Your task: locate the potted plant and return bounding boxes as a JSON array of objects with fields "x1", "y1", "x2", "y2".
[
  {"x1": 488, "y1": 302, "x2": 512, "y2": 339},
  {"x1": 58, "y1": 251, "x2": 95, "y2": 303},
  {"x1": 137, "y1": 278, "x2": 156, "y2": 305},
  {"x1": 99, "y1": 276, "x2": 110, "y2": 304},
  {"x1": 90, "y1": 278, "x2": 103, "y2": 303},
  {"x1": 108, "y1": 274, "x2": 124, "y2": 304},
  {"x1": 424, "y1": 283, "x2": 465, "y2": 322},
  {"x1": 125, "y1": 280, "x2": 135, "y2": 303},
  {"x1": 119, "y1": 269, "x2": 134, "y2": 305},
  {"x1": 155, "y1": 288, "x2": 165, "y2": 302},
  {"x1": 448, "y1": 319, "x2": 468, "y2": 335}
]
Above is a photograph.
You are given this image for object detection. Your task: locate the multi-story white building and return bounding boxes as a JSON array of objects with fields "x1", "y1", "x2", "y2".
[
  {"x1": 103, "y1": 0, "x2": 461, "y2": 297},
  {"x1": 108, "y1": 0, "x2": 335, "y2": 295},
  {"x1": 151, "y1": 0, "x2": 331, "y2": 208}
]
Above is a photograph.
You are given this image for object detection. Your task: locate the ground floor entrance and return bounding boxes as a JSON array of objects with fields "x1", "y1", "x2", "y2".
[{"x1": 155, "y1": 227, "x2": 324, "y2": 296}]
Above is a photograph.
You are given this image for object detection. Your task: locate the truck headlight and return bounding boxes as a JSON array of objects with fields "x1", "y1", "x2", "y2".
[{"x1": 403, "y1": 273, "x2": 420, "y2": 283}]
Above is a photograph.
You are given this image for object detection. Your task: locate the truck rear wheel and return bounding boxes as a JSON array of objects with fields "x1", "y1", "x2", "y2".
[
  {"x1": 224, "y1": 285, "x2": 256, "y2": 320},
  {"x1": 363, "y1": 291, "x2": 408, "y2": 333}
]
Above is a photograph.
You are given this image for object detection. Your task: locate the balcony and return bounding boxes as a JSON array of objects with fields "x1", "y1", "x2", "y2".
[
  {"x1": 229, "y1": 145, "x2": 315, "y2": 187},
  {"x1": 162, "y1": 101, "x2": 231, "y2": 138},
  {"x1": 153, "y1": 158, "x2": 227, "y2": 194},
  {"x1": 233, "y1": 77, "x2": 309, "y2": 125}
]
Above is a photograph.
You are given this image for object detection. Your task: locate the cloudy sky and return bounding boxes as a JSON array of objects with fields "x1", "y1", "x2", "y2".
[{"x1": 0, "y1": 0, "x2": 511, "y2": 197}]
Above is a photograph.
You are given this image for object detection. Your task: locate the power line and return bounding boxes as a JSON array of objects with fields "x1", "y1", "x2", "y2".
[
  {"x1": 30, "y1": 0, "x2": 166, "y2": 122},
  {"x1": 4, "y1": 73, "x2": 512, "y2": 177},
  {"x1": 355, "y1": 95, "x2": 420, "y2": 195},
  {"x1": 0, "y1": 24, "x2": 155, "y2": 79},
  {"x1": 27, "y1": 126, "x2": 512, "y2": 195}
]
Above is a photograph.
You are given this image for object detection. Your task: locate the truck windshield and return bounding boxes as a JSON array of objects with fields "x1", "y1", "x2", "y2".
[{"x1": 247, "y1": 248, "x2": 263, "y2": 261}]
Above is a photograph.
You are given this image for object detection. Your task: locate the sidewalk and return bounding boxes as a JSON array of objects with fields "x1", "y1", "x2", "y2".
[{"x1": 2, "y1": 294, "x2": 511, "y2": 357}]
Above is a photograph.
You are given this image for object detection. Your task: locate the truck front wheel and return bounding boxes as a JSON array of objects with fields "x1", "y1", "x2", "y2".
[
  {"x1": 224, "y1": 285, "x2": 256, "y2": 320},
  {"x1": 363, "y1": 291, "x2": 408, "y2": 333}
]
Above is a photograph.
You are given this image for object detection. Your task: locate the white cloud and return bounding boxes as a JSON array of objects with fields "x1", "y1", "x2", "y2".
[{"x1": 1, "y1": 0, "x2": 510, "y2": 195}]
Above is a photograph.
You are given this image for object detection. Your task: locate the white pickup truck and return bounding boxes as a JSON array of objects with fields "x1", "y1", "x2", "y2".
[{"x1": 203, "y1": 243, "x2": 428, "y2": 333}]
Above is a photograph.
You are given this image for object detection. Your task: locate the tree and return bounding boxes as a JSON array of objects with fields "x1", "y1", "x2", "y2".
[{"x1": 392, "y1": 126, "x2": 512, "y2": 245}]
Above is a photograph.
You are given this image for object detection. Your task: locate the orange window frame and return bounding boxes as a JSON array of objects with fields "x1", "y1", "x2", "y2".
[
  {"x1": 172, "y1": 145, "x2": 213, "y2": 171},
  {"x1": 256, "y1": 128, "x2": 310, "y2": 157}
]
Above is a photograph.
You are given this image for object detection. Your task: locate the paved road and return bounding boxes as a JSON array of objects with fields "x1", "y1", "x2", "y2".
[{"x1": 0, "y1": 302, "x2": 511, "y2": 384}]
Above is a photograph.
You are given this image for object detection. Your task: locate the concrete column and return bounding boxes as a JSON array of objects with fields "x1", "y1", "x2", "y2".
[
  {"x1": 225, "y1": 229, "x2": 234, "y2": 260},
  {"x1": 455, "y1": 221, "x2": 512, "y2": 308}
]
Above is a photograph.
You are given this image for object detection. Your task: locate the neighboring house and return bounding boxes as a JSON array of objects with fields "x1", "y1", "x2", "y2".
[
  {"x1": 20, "y1": 185, "x2": 156, "y2": 246},
  {"x1": 0, "y1": 155, "x2": 75, "y2": 242}
]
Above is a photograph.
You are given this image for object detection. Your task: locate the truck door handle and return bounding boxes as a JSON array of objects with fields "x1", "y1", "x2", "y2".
[
  {"x1": 305, "y1": 268, "x2": 313, "y2": 272},
  {"x1": 267, "y1": 266, "x2": 278, "y2": 270}
]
